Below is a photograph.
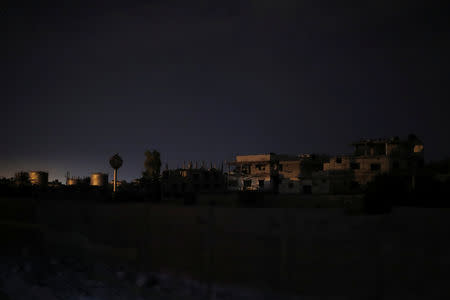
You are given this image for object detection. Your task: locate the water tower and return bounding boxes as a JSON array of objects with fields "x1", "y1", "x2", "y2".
[{"x1": 109, "y1": 153, "x2": 123, "y2": 192}]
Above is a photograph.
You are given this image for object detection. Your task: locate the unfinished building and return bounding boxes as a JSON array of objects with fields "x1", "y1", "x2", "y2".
[
  {"x1": 227, "y1": 153, "x2": 326, "y2": 194},
  {"x1": 320, "y1": 134, "x2": 424, "y2": 193},
  {"x1": 161, "y1": 162, "x2": 227, "y2": 198}
]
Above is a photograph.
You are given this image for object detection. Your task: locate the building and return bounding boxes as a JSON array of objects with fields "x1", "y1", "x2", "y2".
[
  {"x1": 161, "y1": 163, "x2": 227, "y2": 197},
  {"x1": 278, "y1": 154, "x2": 328, "y2": 194},
  {"x1": 227, "y1": 153, "x2": 326, "y2": 194},
  {"x1": 227, "y1": 154, "x2": 278, "y2": 192},
  {"x1": 322, "y1": 135, "x2": 424, "y2": 192}
]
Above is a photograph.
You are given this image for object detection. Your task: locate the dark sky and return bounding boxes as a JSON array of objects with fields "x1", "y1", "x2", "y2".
[{"x1": 3, "y1": 0, "x2": 450, "y2": 181}]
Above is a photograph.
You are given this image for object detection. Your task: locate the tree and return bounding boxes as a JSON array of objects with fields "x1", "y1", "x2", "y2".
[
  {"x1": 143, "y1": 150, "x2": 161, "y2": 180},
  {"x1": 141, "y1": 150, "x2": 162, "y2": 202},
  {"x1": 364, "y1": 174, "x2": 409, "y2": 214}
]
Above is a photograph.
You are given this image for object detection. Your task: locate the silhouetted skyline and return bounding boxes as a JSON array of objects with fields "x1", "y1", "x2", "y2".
[{"x1": 3, "y1": 0, "x2": 450, "y2": 181}]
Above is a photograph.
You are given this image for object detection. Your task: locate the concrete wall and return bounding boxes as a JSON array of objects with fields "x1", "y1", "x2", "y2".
[
  {"x1": 279, "y1": 161, "x2": 301, "y2": 178},
  {"x1": 324, "y1": 156, "x2": 393, "y2": 186},
  {"x1": 229, "y1": 175, "x2": 273, "y2": 192},
  {"x1": 249, "y1": 163, "x2": 271, "y2": 176},
  {"x1": 353, "y1": 156, "x2": 390, "y2": 185},
  {"x1": 324, "y1": 156, "x2": 353, "y2": 171},
  {"x1": 278, "y1": 178, "x2": 302, "y2": 194}
]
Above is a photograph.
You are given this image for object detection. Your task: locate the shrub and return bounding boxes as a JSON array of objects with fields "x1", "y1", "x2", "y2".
[{"x1": 364, "y1": 174, "x2": 409, "y2": 214}]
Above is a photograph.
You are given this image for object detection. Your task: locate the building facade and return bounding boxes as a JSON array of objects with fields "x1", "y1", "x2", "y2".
[
  {"x1": 321, "y1": 135, "x2": 424, "y2": 192},
  {"x1": 161, "y1": 164, "x2": 227, "y2": 197},
  {"x1": 226, "y1": 135, "x2": 423, "y2": 195},
  {"x1": 227, "y1": 153, "x2": 326, "y2": 194}
]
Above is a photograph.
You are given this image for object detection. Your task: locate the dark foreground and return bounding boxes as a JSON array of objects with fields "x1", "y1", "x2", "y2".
[
  {"x1": 0, "y1": 252, "x2": 302, "y2": 300},
  {"x1": 2, "y1": 197, "x2": 450, "y2": 299}
]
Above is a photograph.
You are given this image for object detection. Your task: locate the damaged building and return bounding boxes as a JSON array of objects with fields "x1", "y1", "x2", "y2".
[
  {"x1": 226, "y1": 135, "x2": 424, "y2": 195},
  {"x1": 227, "y1": 153, "x2": 326, "y2": 194},
  {"x1": 162, "y1": 134, "x2": 424, "y2": 197},
  {"x1": 319, "y1": 134, "x2": 425, "y2": 193}
]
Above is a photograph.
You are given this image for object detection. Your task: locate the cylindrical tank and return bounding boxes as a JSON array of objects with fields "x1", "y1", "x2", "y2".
[
  {"x1": 15, "y1": 172, "x2": 30, "y2": 185},
  {"x1": 90, "y1": 173, "x2": 108, "y2": 187},
  {"x1": 66, "y1": 178, "x2": 81, "y2": 186},
  {"x1": 28, "y1": 171, "x2": 48, "y2": 187}
]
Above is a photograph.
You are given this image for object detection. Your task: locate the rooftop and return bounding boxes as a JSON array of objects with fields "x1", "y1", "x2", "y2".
[{"x1": 351, "y1": 135, "x2": 423, "y2": 146}]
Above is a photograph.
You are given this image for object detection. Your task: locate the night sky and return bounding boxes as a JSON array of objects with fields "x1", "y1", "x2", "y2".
[{"x1": 3, "y1": 0, "x2": 450, "y2": 182}]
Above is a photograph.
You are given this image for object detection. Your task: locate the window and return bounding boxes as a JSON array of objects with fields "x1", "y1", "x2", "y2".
[
  {"x1": 336, "y1": 157, "x2": 342, "y2": 164},
  {"x1": 278, "y1": 164, "x2": 283, "y2": 171},
  {"x1": 370, "y1": 163, "x2": 381, "y2": 171},
  {"x1": 243, "y1": 180, "x2": 252, "y2": 188},
  {"x1": 350, "y1": 162, "x2": 360, "y2": 170},
  {"x1": 256, "y1": 164, "x2": 265, "y2": 171},
  {"x1": 242, "y1": 165, "x2": 250, "y2": 174},
  {"x1": 258, "y1": 180, "x2": 265, "y2": 188}
]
